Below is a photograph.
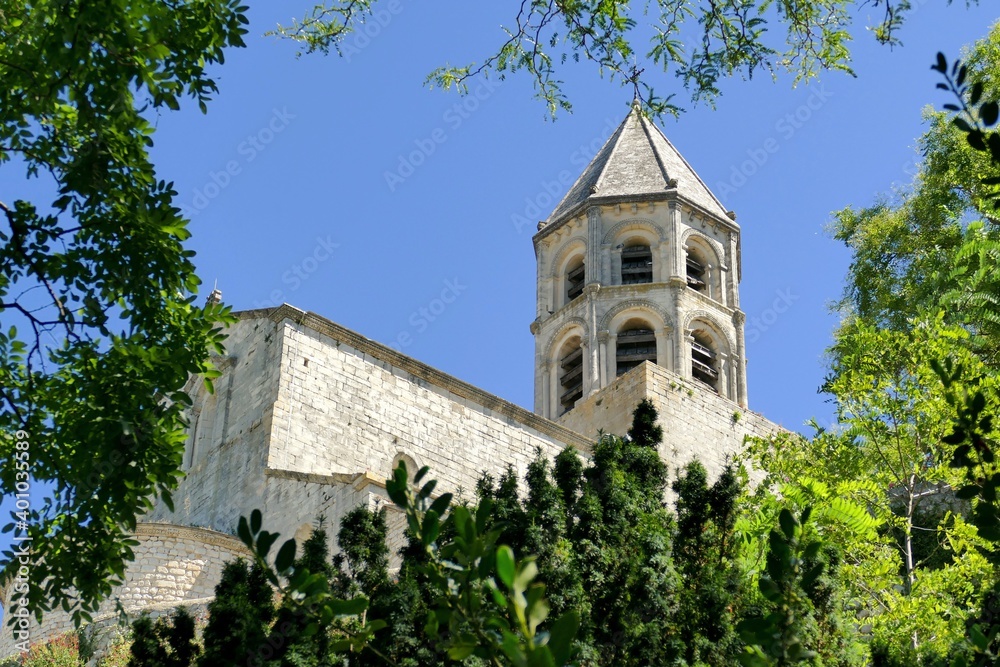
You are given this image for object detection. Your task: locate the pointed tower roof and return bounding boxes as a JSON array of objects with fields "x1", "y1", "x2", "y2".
[{"x1": 544, "y1": 102, "x2": 730, "y2": 227}]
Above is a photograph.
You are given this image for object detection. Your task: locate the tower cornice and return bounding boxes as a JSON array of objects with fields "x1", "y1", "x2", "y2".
[{"x1": 534, "y1": 191, "x2": 739, "y2": 249}]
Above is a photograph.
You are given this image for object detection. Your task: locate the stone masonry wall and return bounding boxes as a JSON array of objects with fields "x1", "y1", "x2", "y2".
[
  {"x1": 152, "y1": 306, "x2": 591, "y2": 538},
  {"x1": 266, "y1": 307, "x2": 592, "y2": 499},
  {"x1": 559, "y1": 361, "x2": 781, "y2": 483},
  {"x1": 147, "y1": 312, "x2": 285, "y2": 535},
  {"x1": 0, "y1": 524, "x2": 249, "y2": 658}
]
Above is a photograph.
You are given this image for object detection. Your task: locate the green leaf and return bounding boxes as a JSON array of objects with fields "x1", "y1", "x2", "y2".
[
  {"x1": 418, "y1": 479, "x2": 437, "y2": 502},
  {"x1": 237, "y1": 516, "x2": 252, "y2": 548},
  {"x1": 526, "y1": 587, "x2": 550, "y2": 634},
  {"x1": 548, "y1": 610, "x2": 580, "y2": 665},
  {"x1": 250, "y1": 509, "x2": 262, "y2": 535},
  {"x1": 981, "y1": 101, "x2": 999, "y2": 127},
  {"x1": 256, "y1": 531, "x2": 278, "y2": 558},
  {"x1": 514, "y1": 559, "x2": 539, "y2": 594},
  {"x1": 496, "y1": 545, "x2": 516, "y2": 588},
  {"x1": 448, "y1": 642, "x2": 477, "y2": 660},
  {"x1": 778, "y1": 508, "x2": 797, "y2": 541},
  {"x1": 422, "y1": 509, "x2": 441, "y2": 544},
  {"x1": 328, "y1": 596, "x2": 368, "y2": 616},
  {"x1": 971, "y1": 81, "x2": 984, "y2": 106},
  {"x1": 970, "y1": 623, "x2": 989, "y2": 651},
  {"x1": 425, "y1": 610, "x2": 440, "y2": 637},
  {"x1": 476, "y1": 497, "x2": 494, "y2": 533},
  {"x1": 971, "y1": 391, "x2": 986, "y2": 416},
  {"x1": 933, "y1": 52, "x2": 947, "y2": 73},
  {"x1": 953, "y1": 116, "x2": 974, "y2": 134},
  {"x1": 956, "y1": 484, "x2": 980, "y2": 500},
  {"x1": 414, "y1": 465, "x2": 430, "y2": 485},
  {"x1": 967, "y1": 130, "x2": 987, "y2": 152},
  {"x1": 274, "y1": 538, "x2": 296, "y2": 573},
  {"x1": 758, "y1": 577, "x2": 781, "y2": 603},
  {"x1": 428, "y1": 492, "x2": 453, "y2": 517}
]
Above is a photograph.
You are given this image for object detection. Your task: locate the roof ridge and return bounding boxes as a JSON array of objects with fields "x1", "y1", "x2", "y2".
[
  {"x1": 645, "y1": 117, "x2": 729, "y2": 216},
  {"x1": 591, "y1": 107, "x2": 635, "y2": 196},
  {"x1": 638, "y1": 113, "x2": 673, "y2": 189}
]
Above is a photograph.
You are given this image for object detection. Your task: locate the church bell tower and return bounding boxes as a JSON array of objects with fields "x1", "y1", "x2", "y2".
[{"x1": 530, "y1": 101, "x2": 748, "y2": 420}]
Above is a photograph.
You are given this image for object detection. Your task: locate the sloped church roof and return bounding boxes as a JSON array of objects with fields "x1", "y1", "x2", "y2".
[{"x1": 544, "y1": 101, "x2": 730, "y2": 226}]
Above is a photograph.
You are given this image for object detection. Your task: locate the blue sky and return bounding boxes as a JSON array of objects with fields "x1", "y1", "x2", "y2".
[{"x1": 143, "y1": 1, "x2": 999, "y2": 435}]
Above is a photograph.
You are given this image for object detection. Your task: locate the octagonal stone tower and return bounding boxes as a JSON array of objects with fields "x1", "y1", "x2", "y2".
[{"x1": 531, "y1": 101, "x2": 748, "y2": 420}]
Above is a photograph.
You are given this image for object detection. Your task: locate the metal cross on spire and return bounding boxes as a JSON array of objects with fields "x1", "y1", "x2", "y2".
[{"x1": 629, "y1": 59, "x2": 644, "y2": 105}]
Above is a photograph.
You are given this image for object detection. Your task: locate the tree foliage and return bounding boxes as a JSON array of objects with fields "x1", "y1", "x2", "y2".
[
  {"x1": 197, "y1": 559, "x2": 275, "y2": 667},
  {"x1": 745, "y1": 318, "x2": 995, "y2": 662},
  {"x1": 830, "y1": 21, "x2": 1000, "y2": 366},
  {"x1": 330, "y1": 401, "x2": 857, "y2": 666},
  {"x1": 128, "y1": 608, "x2": 200, "y2": 667},
  {"x1": 741, "y1": 22, "x2": 1000, "y2": 666},
  {"x1": 273, "y1": 0, "x2": 978, "y2": 116},
  {"x1": 0, "y1": 0, "x2": 247, "y2": 624}
]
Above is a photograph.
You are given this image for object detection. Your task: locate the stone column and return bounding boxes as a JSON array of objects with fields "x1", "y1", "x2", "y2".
[
  {"x1": 601, "y1": 245, "x2": 612, "y2": 286},
  {"x1": 611, "y1": 246, "x2": 623, "y2": 286},
  {"x1": 670, "y1": 278, "x2": 685, "y2": 378},
  {"x1": 656, "y1": 327, "x2": 672, "y2": 372},
  {"x1": 539, "y1": 358, "x2": 551, "y2": 418},
  {"x1": 587, "y1": 207, "x2": 602, "y2": 285},
  {"x1": 585, "y1": 284, "x2": 600, "y2": 396},
  {"x1": 683, "y1": 331, "x2": 695, "y2": 380},
  {"x1": 549, "y1": 359, "x2": 560, "y2": 419},
  {"x1": 717, "y1": 351, "x2": 730, "y2": 399},
  {"x1": 667, "y1": 201, "x2": 680, "y2": 278},
  {"x1": 536, "y1": 246, "x2": 547, "y2": 317},
  {"x1": 581, "y1": 338, "x2": 593, "y2": 397},
  {"x1": 597, "y1": 330, "x2": 609, "y2": 389},
  {"x1": 733, "y1": 310, "x2": 748, "y2": 408},
  {"x1": 541, "y1": 276, "x2": 554, "y2": 314},
  {"x1": 655, "y1": 241, "x2": 669, "y2": 283},
  {"x1": 727, "y1": 230, "x2": 740, "y2": 309},
  {"x1": 706, "y1": 263, "x2": 715, "y2": 301},
  {"x1": 718, "y1": 267, "x2": 728, "y2": 307},
  {"x1": 607, "y1": 332, "x2": 618, "y2": 383}
]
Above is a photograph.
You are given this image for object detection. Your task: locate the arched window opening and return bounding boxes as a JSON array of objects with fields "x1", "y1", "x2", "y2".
[
  {"x1": 691, "y1": 331, "x2": 718, "y2": 391},
  {"x1": 686, "y1": 252, "x2": 706, "y2": 292},
  {"x1": 392, "y1": 452, "x2": 419, "y2": 479},
  {"x1": 565, "y1": 258, "x2": 585, "y2": 302},
  {"x1": 616, "y1": 321, "x2": 657, "y2": 376},
  {"x1": 558, "y1": 337, "x2": 584, "y2": 414},
  {"x1": 620, "y1": 244, "x2": 653, "y2": 285}
]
